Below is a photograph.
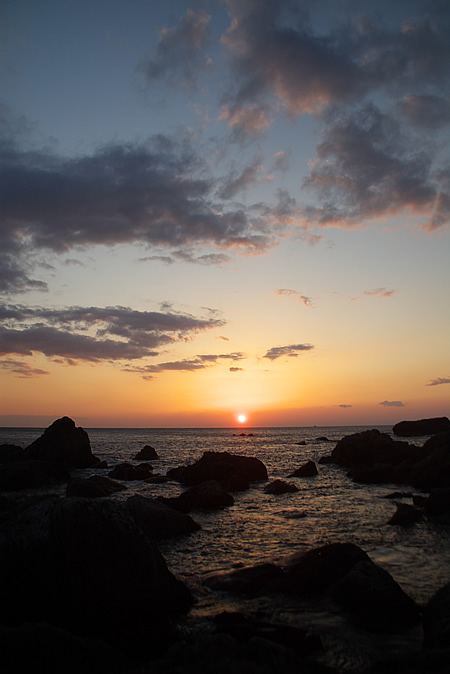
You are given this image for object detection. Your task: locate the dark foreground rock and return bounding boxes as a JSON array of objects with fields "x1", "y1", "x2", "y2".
[
  {"x1": 393, "y1": 416, "x2": 450, "y2": 437},
  {"x1": 24, "y1": 416, "x2": 99, "y2": 467},
  {"x1": 0, "y1": 459, "x2": 70, "y2": 491},
  {"x1": 159, "y1": 480, "x2": 234, "y2": 512},
  {"x1": 0, "y1": 496, "x2": 193, "y2": 656},
  {"x1": 0, "y1": 444, "x2": 25, "y2": 463},
  {"x1": 134, "y1": 444, "x2": 160, "y2": 460},
  {"x1": 167, "y1": 451, "x2": 268, "y2": 491},
  {"x1": 423, "y1": 582, "x2": 450, "y2": 648},
  {"x1": 126, "y1": 494, "x2": 201, "y2": 539},
  {"x1": 387, "y1": 502, "x2": 422, "y2": 526},
  {"x1": 264, "y1": 479, "x2": 299, "y2": 495},
  {"x1": 288, "y1": 460, "x2": 318, "y2": 477},
  {"x1": 204, "y1": 542, "x2": 420, "y2": 634}
]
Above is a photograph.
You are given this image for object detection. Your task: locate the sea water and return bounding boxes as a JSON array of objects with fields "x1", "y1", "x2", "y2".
[{"x1": 1, "y1": 425, "x2": 449, "y2": 609}]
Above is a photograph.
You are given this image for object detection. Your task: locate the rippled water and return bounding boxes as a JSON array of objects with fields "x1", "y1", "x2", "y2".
[{"x1": 2, "y1": 424, "x2": 449, "y2": 611}]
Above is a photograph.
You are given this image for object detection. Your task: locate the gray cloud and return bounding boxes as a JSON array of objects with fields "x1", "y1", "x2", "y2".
[
  {"x1": 124, "y1": 352, "x2": 245, "y2": 378},
  {"x1": 139, "y1": 250, "x2": 232, "y2": 266},
  {"x1": 218, "y1": 159, "x2": 264, "y2": 200},
  {"x1": 427, "y1": 377, "x2": 450, "y2": 386},
  {"x1": 0, "y1": 359, "x2": 50, "y2": 378},
  {"x1": 138, "y1": 9, "x2": 212, "y2": 90},
  {"x1": 0, "y1": 135, "x2": 274, "y2": 294},
  {"x1": 229, "y1": 366, "x2": 243, "y2": 372},
  {"x1": 397, "y1": 95, "x2": 450, "y2": 130},
  {"x1": 364, "y1": 288, "x2": 396, "y2": 298},
  {"x1": 263, "y1": 343, "x2": 314, "y2": 360},
  {"x1": 338, "y1": 404, "x2": 352, "y2": 408},
  {"x1": 0, "y1": 304, "x2": 225, "y2": 365},
  {"x1": 379, "y1": 400, "x2": 405, "y2": 407},
  {"x1": 275, "y1": 288, "x2": 313, "y2": 306}
]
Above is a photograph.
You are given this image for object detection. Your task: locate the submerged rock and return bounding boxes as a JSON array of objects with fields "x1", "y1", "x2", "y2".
[
  {"x1": 167, "y1": 451, "x2": 268, "y2": 491},
  {"x1": 24, "y1": 417, "x2": 99, "y2": 468},
  {"x1": 264, "y1": 479, "x2": 299, "y2": 495},
  {"x1": 288, "y1": 460, "x2": 318, "y2": 477},
  {"x1": 393, "y1": 417, "x2": 450, "y2": 437},
  {"x1": 159, "y1": 479, "x2": 234, "y2": 512}
]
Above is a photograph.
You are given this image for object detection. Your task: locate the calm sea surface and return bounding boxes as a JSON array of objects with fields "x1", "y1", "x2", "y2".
[{"x1": 1, "y1": 425, "x2": 449, "y2": 612}]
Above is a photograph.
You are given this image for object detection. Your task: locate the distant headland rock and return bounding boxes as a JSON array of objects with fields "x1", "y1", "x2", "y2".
[
  {"x1": 393, "y1": 416, "x2": 450, "y2": 437},
  {"x1": 24, "y1": 416, "x2": 99, "y2": 468}
]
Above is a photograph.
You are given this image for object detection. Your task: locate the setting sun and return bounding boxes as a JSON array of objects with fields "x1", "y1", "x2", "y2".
[{"x1": 237, "y1": 414, "x2": 247, "y2": 424}]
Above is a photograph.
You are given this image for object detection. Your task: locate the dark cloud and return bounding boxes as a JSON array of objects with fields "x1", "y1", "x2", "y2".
[
  {"x1": 275, "y1": 289, "x2": 313, "y2": 306},
  {"x1": 379, "y1": 400, "x2": 405, "y2": 407},
  {"x1": 301, "y1": 104, "x2": 447, "y2": 230},
  {"x1": 217, "y1": 159, "x2": 264, "y2": 200},
  {"x1": 0, "y1": 135, "x2": 274, "y2": 293},
  {"x1": 0, "y1": 304, "x2": 225, "y2": 365},
  {"x1": 263, "y1": 343, "x2": 314, "y2": 360},
  {"x1": 229, "y1": 366, "x2": 243, "y2": 372},
  {"x1": 338, "y1": 404, "x2": 352, "y2": 408},
  {"x1": 427, "y1": 376, "x2": 450, "y2": 386},
  {"x1": 138, "y1": 250, "x2": 231, "y2": 266},
  {"x1": 138, "y1": 9, "x2": 212, "y2": 90},
  {"x1": 124, "y1": 352, "x2": 245, "y2": 378},
  {"x1": 397, "y1": 94, "x2": 450, "y2": 130}
]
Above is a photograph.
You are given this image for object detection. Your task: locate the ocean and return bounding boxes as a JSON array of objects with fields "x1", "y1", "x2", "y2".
[{"x1": 1, "y1": 423, "x2": 449, "y2": 615}]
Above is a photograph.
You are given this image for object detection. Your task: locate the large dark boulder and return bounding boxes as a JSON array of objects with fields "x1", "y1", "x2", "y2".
[
  {"x1": 0, "y1": 497, "x2": 193, "y2": 655},
  {"x1": 408, "y1": 432, "x2": 450, "y2": 490},
  {"x1": 167, "y1": 451, "x2": 268, "y2": 491},
  {"x1": 134, "y1": 445, "x2": 159, "y2": 460},
  {"x1": 423, "y1": 582, "x2": 450, "y2": 648},
  {"x1": 329, "y1": 429, "x2": 420, "y2": 468},
  {"x1": 203, "y1": 563, "x2": 285, "y2": 594},
  {"x1": 329, "y1": 560, "x2": 420, "y2": 633},
  {"x1": 159, "y1": 480, "x2": 234, "y2": 513},
  {"x1": 126, "y1": 494, "x2": 200, "y2": 539},
  {"x1": 393, "y1": 417, "x2": 450, "y2": 437},
  {"x1": 24, "y1": 417, "x2": 98, "y2": 468},
  {"x1": 0, "y1": 460, "x2": 70, "y2": 491},
  {"x1": 387, "y1": 502, "x2": 422, "y2": 526},
  {"x1": 0, "y1": 444, "x2": 25, "y2": 463},
  {"x1": 108, "y1": 462, "x2": 153, "y2": 481}
]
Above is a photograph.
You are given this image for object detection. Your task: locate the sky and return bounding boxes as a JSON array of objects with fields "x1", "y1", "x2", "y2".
[{"x1": 0, "y1": 0, "x2": 449, "y2": 428}]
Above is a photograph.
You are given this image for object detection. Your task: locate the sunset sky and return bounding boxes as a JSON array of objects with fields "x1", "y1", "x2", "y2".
[{"x1": 1, "y1": 0, "x2": 449, "y2": 428}]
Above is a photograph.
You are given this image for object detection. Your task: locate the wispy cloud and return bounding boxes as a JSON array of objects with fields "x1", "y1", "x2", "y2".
[
  {"x1": 138, "y1": 9, "x2": 212, "y2": 90},
  {"x1": 124, "y1": 352, "x2": 245, "y2": 379},
  {"x1": 263, "y1": 343, "x2": 314, "y2": 361},
  {"x1": 275, "y1": 289, "x2": 313, "y2": 307},
  {"x1": 229, "y1": 366, "x2": 244, "y2": 372},
  {"x1": 0, "y1": 359, "x2": 50, "y2": 378},
  {"x1": 338, "y1": 404, "x2": 352, "y2": 409},
  {"x1": 363, "y1": 288, "x2": 396, "y2": 298},
  {"x1": 427, "y1": 377, "x2": 450, "y2": 386},
  {"x1": 379, "y1": 400, "x2": 405, "y2": 407}
]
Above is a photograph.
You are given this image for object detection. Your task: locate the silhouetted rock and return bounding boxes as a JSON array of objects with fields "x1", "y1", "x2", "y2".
[
  {"x1": 167, "y1": 451, "x2": 268, "y2": 491},
  {"x1": 66, "y1": 475, "x2": 127, "y2": 497},
  {"x1": 108, "y1": 461, "x2": 153, "y2": 480},
  {"x1": 204, "y1": 563, "x2": 285, "y2": 594},
  {"x1": 159, "y1": 479, "x2": 234, "y2": 512},
  {"x1": 407, "y1": 431, "x2": 450, "y2": 490},
  {"x1": 0, "y1": 460, "x2": 70, "y2": 491},
  {"x1": 349, "y1": 462, "x2": 394, "y2": 484},
  {"x1": 315, "y1": 436, "x2": 331, "y2": 442},
  {"x1": 288, "y1": 460, "x2": 318, "y2": 477},
  {"x1": 126, "y1": 494, "x2": 200, "y2": 539},
  {"x1": 264, "y1": 479, "x2": 299, "y2": 495},
  {"x1": 0, "y1": 444, "x2": 25, "y2": 463},
  {"x1": 418, "y1": 487, "x2": 450, "y2": 516},
  {"x1": 134, "y1": 444, "x2": 160, "y2": 460},
  {"x1": 423, "y1": 582, "x2": 450, "y2": 648},
  {"x1": 0, "y1": 497, "x2": 193, "y2": 656},
  {"x1": 329, "y1": 560, "x2": 420, "y2": 633},
  {"x1": 393, "y1": 416, "x2": 450, "y2": 437},
  {"x1": 295, "y1": 440, "x2": 307, "y2": 445},
  {"x1": 329, "y1": 429, "x2": 420, "y2": 468},
  {"x1": 24, "y1": 417, "x2": 98, "y2": 468},
  {"x1": 387, "y1": 502, "x2": 422, "y2": 526}
]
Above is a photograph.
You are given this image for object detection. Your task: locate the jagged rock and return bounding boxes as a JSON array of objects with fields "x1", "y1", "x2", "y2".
[
  {"x1": 329, "y1": 560, "x2": 420, "y2": 633},
  {"x1": 288, "y1": 461, "x2": 318, "y2": 477},
  {"x1": 66, "y1": 475, "x2": 127, "y2": 497},
  {"x1": 108, "y1": 462, "x2": 152, "y2": 480},
  {"x1": 0, "y1": 497, "x2": 193, "y2": 655},
  {"x1": 167, "y1": 451, "x2": 268, "y2": 491},
  {"x1": 0, "y1": 444, "x2": 25, "y2": 463},
  {"x1": 387, "y1": 502, "x2": 422, "y2": 526},
  {"x1": 134, "y1": 445, "x2": 160, "y2": 460},
  {"x1": 393, "y1": 417, "x2": 450, "y2": 437},
  {"x1": 159, "y1": 480, "x2": 234, "y2": 513},
  {"x1": 126, "y1": 494, "x2": 200, "y2": 539},
  {"x1": 423, "y1": 582, "x2": 450, "y2": 648},
  {"x1": 24, "y1": 417, "x2": 98, "y2": 468},
  {"x1": 264, "y1": 479, "x2": 299, "y2": 495},
  {"x1": 329, "y1": 429, "x2": 420, "y2": 468},
  {"x1": 0, "y1": 460, "x2": 70, "y2": 491}
]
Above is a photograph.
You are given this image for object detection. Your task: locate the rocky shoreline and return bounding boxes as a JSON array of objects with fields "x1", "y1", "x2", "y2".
[{"x1": 1, "y1": 416, "x2": 449, "y2": 673}]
